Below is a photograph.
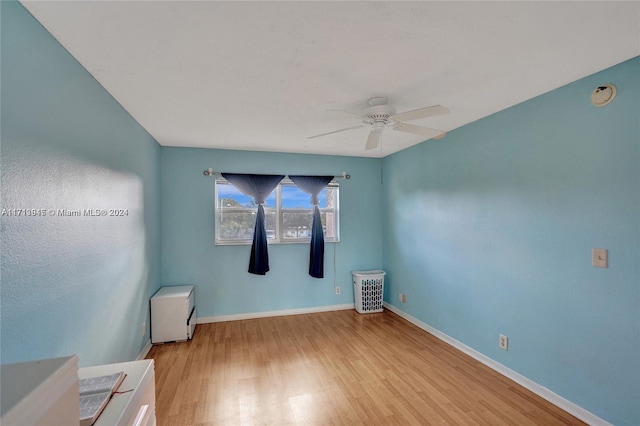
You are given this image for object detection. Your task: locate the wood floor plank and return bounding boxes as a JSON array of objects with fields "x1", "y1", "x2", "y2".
[{"x1": 147, "y1": 310, "x2": 585, "y2": 425}]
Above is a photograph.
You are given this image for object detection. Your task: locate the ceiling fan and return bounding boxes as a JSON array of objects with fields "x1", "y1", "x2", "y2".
[{"x1": 308, "y1": 97, "x2": 449, "y2": 150}]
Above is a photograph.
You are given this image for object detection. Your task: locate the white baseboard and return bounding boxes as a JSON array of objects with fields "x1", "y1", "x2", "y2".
[
  {"x1": 382, "y1": 302, "x2": 611, "y2": 426},
  {"x1": 136, "y1": 340, "x2": 152, "y2": 360},
  {"x1": 197, "y1": 303, "x2": 355, "y2": 324}
]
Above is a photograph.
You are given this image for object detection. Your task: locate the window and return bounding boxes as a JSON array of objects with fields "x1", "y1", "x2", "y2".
[{"x1": 215, "y1": 178, "x2": 339, "y2": 245}]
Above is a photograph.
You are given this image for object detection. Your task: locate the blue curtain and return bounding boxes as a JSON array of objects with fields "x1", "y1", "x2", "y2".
[
  {"x1": 221, "y1": 173, "x2": 284, "y2": 275},
  {"x1": 289, "y1": 175, "x2": 334, "y2": 278}
]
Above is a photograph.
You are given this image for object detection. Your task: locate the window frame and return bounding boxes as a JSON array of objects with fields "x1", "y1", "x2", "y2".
[{"x1": 214, "y1": 177, "x2": 340, "y2": 245}]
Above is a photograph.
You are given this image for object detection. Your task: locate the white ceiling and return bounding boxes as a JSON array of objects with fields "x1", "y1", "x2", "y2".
[{"x1": 21, "y1": 1, "x2": 640, "y2": 158}]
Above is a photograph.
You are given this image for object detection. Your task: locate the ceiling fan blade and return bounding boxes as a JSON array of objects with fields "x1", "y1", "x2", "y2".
[
  {"x1": 391, "y1": 105, "x2": 449, "y2": 122},
  {"x1": 365, "y1": 128, "x2": 382, "y2": 150},
  {"x1": 307, "y1": 125, "x2": 364, "y2": 139},
  {"x1": 392, "y1": 123, "x2": 446, "y2": 139}
]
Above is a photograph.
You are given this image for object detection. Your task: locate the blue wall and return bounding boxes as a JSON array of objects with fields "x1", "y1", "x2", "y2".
[
  {"x1": 1, "y1": 1, "x2": 162, "y2": 367},
  {"x1": 160, "y1": 148, "x2": 383, "y2": 317},
  {"x1": 382, "y1": 57, "x2": 639, "y2": 425}
]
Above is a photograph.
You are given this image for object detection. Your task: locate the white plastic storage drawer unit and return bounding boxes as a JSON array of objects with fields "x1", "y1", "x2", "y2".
[{"x1": 150, "y1": 285, "x2": 196, "y2": 344}]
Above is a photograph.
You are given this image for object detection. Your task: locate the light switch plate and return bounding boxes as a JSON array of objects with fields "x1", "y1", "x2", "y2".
[{"x1": 592, "y1": 248, "x2": 608, "y2": 268}]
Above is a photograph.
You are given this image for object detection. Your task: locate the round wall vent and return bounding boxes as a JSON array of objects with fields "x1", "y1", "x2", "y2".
[{"x1": 591, "y1": 84, "x2": 617, "y2": 107}]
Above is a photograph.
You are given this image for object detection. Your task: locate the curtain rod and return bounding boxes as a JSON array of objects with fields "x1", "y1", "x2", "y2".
[{"x1": 202, "y1": 168, "x2": 350, "y2": 179}]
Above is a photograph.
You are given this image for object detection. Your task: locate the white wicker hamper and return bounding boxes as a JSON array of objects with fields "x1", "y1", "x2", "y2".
[{"x1": 352, "y1": 270, "x2": 386, "y2": 314}]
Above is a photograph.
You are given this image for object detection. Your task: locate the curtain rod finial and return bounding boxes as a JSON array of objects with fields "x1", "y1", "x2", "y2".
[
  {"x1": 204, "y1": 168, "x2": 214, "y2": 176},
  {"x1": 342, "y1": 171, "x2": 350, "y2": 179}
]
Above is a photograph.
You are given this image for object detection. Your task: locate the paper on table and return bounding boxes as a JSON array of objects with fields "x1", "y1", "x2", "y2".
[{"x1": 79, "y1": 371, "x2": 125, "y2": 426}]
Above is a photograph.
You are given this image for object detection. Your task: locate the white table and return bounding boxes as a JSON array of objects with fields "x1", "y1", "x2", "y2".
[{"x1": 79, "y1": 359, "x2": 156, "y2": 426}]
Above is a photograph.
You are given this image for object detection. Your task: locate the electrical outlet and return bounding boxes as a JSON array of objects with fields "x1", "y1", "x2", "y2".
[
  {"x1": 499, "y1": 334, "x2": 508, "y2": 351},
  {"x1": 335, "y1": 286, "x2": 341, "y2": 295},
  {"x1": 142, "y1": 321, "x2": 146, "y2": 337},
  {"x1": 398, "y1": 293, "x2": 407, "y2": 303}
]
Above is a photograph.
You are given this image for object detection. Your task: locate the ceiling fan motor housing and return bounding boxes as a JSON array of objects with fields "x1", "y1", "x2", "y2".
[{"x1": 362, "y1": 104, "x2": 397, "y2": 125}]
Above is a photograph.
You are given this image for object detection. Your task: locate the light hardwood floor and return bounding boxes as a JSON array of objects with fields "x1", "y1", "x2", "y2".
[{"x1": 146, "y1": 310, "x2": 585, "y2": 425}]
